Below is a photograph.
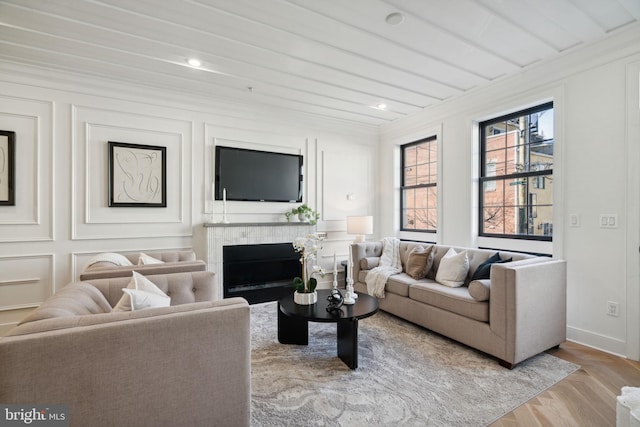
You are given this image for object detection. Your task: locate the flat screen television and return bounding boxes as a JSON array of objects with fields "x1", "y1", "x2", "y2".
[{"x1": 215, "y1": 146, "x2": 303, "y2": 202}]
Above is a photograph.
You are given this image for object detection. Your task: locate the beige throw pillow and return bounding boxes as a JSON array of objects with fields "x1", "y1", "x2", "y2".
[
  {"x1": 405, "y1": 246, "x2": 435, "y2": 280},
  {"x1": 113, "y1": 271, "x2": 171, "y2": 312},
  {"x1": 435, "y1": 248, "x2": 469, "y2": 287}
]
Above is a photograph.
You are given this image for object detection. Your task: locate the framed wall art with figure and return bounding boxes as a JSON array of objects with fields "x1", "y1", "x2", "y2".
[{"x1": 108, "y1": 141, "x2": 166, "y2": 207}]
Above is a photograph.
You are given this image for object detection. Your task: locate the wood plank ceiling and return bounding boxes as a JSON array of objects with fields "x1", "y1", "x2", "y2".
[{"x1": 1, "y1": 0, "x2": 639, "y2": 126}]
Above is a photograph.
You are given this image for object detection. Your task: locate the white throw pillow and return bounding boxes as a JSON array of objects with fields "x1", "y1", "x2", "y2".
[
  {"x1": 138, "y1": 252, "x2": 164, "y2": 265},
  {"x1": 435, "y1": 248, "x2": 469, "y2": 288},
  {"x1": 113, "y1": 272, "x2": 170, "y2": 312},
  {"x1": 85, "y1": 252, "x2": 133, "y2": 269}
]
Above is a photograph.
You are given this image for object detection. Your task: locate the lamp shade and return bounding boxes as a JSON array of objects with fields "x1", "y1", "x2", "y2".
[{"x1": 347, "y1": 216, "x2": 373, "y2": 236}]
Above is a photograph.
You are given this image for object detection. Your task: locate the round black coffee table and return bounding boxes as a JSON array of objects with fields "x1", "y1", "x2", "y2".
[{"x1": 277, "y1": 289, "x2": 379, "y2": 369}]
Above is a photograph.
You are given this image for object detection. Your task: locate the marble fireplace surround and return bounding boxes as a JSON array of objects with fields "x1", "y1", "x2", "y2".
[{"x1": 204, "y1": 222, "x2": 316, "y2": 300}]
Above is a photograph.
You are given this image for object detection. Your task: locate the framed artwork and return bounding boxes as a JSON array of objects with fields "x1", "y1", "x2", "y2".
[
  {"x1": 108, "y1": 141, "x2": 166, "y2": 207},
  {"x1": 0, "y1": 130, "x2": 15, "y2": 206}
]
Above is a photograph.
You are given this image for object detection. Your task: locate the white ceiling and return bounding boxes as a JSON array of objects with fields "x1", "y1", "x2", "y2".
[{"x1": 1, "y1": 0, "x2": 639, "y2": 126}]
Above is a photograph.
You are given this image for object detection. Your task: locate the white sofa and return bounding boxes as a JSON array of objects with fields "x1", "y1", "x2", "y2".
[{"x1": 351, "y1": 241, "x2": 567, "y2": 368}]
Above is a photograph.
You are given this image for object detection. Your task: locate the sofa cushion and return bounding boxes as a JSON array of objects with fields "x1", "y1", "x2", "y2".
[
  {"x1": 435, "y1": 248, "x2": 469, "y2": 287},
  {"x1": 409, "y1": 282, "x2": 489, "y2": 322},
  {"x1": 113, "y1": 272, "x2": 171, "y2": 312},
  {"x1": 468, "y1": 279, "x2": 491, "y2": 301},
  {"x1": 18, "y1": 283, "x2": 113, "y2": 325},
  {"x1": 384, "y1": 273, "x2": 417, "y2": 297},
  {"x1": 405, "y1": 245, "x2": 434, "y2": 280}
]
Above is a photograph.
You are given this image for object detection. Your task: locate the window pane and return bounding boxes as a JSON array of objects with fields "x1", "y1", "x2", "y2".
[
  {"x1": 427, "y1": 208, "x2": 437, "y2": 229},
  {"x1": 532, "y1": 206, "x2": 553, "y2": 236},
  {"x1": 429, "y1": 161, "x2": 438, "y2": 184},
  {"x1": 414, "y1": 209, "x2": 429, "y2": 229},
  {"x1": 483, "y1": 207, "x2": 504, "y2": 234},
  {"x1": 404, "y1": 188, "x2": 415, "y2": 209},
  {"x1": 416, "y1": 163, "x2": 430, "y2": 185},
  {"x1": 404, "y1": 166, "x2": 416, "y2": 186},
  {"x1": 403, "y1": 209, "x2": 415, "y2": 229}
]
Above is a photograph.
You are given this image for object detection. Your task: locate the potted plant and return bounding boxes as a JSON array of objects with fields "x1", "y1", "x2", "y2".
[
  {"x1": 284, "y1": 204, "x2": 320, "y2": 225},
  {"x1": 292, "y1": 234, "x2": 324, "y2": 305}
]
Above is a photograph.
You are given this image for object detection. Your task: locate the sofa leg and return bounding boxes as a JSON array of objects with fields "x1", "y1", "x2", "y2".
[{"x1": 498, "y1": 359, "x2": 515, "y2": 370}]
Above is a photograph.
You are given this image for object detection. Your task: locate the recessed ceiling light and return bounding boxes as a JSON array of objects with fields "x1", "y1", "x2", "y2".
[
  {"x1": 385, "y1": 12, "x2": 404, "y2": 25},
  {"x1": 377, "y1": 103, "x2": 388, "y2": 110},
  {"x1": 187, "y1": 58, "x2": 202, "y2": 67}
]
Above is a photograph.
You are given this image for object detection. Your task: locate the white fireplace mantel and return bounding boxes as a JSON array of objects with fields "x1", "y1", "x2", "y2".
[{"x1": 204, "y1": 222, "x2": 316, "y2": 300}]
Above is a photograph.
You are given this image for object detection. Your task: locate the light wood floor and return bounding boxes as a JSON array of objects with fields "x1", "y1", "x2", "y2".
[{"x1": 490, "y1": 341, "x2": 640, "y2": 426}]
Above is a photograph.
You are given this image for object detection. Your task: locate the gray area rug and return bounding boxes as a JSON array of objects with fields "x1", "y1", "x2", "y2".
[{"x1": 250, "y1": 301, "x2": 579, "y2": 427}]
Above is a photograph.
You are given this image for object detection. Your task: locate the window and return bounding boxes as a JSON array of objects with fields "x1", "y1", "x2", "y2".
[
  {"x1": 401, "y1": 137, "x2": 437, "y2": 232},
  {"x1": 479, "y1": 102, "x2": 553, "y2": 240}
]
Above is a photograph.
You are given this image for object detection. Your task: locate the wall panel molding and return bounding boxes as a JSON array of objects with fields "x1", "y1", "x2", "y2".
[
  {"x1": 0, "y1": 96, "x2": 53, "y2": 242},
  {"x1": 0, "y1": 254, "x2": 54, "y2": 311},
  {"x1": 71, "y1": 105, "x2": 193, "y2": 239}
]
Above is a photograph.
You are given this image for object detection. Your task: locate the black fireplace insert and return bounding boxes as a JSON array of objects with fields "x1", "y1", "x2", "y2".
[{"x1": 223, "y1": 242, "x2": 301, "y2": 304}]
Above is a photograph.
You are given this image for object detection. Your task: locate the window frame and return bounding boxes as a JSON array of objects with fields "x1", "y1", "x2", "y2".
[
  {"x1": 478, "y1": 102, "x2": 554, "y2": 242},
  {"x1": 400, "y1": 136, "x2": 437, "y2": 233}
]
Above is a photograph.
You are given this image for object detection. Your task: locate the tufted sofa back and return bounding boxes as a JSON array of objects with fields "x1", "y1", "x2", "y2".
[
  {"x1": 86, "y1": 271, "x2": 217, "y2": 307},
  {"x1": 355, "y1": 240, "x2": 536, "y2": 284},
  {"x1": 121, "y1": 250, "x2": 197, "y2": 264}
]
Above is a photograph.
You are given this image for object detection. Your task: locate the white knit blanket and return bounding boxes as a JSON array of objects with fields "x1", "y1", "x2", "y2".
[{"x1": 365, "y1": 237, "x2": 402, "y2": 298}]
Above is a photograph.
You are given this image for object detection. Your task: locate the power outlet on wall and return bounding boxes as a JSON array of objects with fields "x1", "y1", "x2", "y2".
[{"x1": 607, "y1": 301, "x2": 620, "y2": 317}]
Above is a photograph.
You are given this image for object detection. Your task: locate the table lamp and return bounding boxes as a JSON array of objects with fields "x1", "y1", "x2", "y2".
[{"x1": 346, "y1": 215, "x2": 373, "y2": 243}]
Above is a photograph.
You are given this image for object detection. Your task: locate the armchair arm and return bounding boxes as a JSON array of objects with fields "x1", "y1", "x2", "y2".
[{"x1": 350, "y1": 242, "x2": 383, "y2": 284}]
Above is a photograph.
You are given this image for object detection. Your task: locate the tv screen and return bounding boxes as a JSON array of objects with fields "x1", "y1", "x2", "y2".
[{"x1": 215, "y1": 146, "x2": 303, "y2": 202}]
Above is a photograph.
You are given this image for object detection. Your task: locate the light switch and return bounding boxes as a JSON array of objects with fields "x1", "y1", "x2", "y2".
[
  {"x1": 600, "y1": 214, "x2": 618, "y2": 228},
  {"x1": 569, "y1": 214, "x2": 580, "y2": 227}
]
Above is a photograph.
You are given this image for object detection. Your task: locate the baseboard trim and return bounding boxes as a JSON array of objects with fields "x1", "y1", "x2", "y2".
[{"x1": 567, "y1": 325, "x2": 626, "y2": 358}]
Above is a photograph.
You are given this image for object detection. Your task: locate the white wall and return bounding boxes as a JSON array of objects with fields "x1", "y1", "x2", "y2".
[
  {"x1": 0, "y1": 63, "x2": 378, "y2": 334},
  {"x1": 378, "y1": 25, "x2": 640, "y2": 359}
]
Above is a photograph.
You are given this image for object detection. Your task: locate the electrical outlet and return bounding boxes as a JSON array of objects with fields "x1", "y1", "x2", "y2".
[{"x1": 607, "y1": 301, "x2": 620, "y2": 317}]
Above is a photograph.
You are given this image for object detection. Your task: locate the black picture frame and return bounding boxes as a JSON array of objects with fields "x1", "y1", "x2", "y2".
[
  {"x1": 108, "y1": 141, "x2": 167, "y2": 207},
  {"x1": 0, "y1": 130, "x2": 15, "y2": 206}
]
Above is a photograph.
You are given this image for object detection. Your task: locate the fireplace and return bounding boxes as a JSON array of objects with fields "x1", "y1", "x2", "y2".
[
  {"x1": 223, "y1": 242, "x2": 301, "y2": 304},
  {"x1": 204, "y1": 222, "x2": 316, "y2": 300}
]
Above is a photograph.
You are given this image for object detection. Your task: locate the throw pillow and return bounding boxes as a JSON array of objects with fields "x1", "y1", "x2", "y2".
[
  {"x1": 435, "y1": 248, "x2": 469, "y2": 287},
  {"x1": 138, "y1": 252, "x2": 164, "y2": 265},
  {"x1": 113, "y1": 271, "x2": 170, "y2": 312},
  {"x1": 470, "y1": 252, "x2": 501, "y2": 281},
  {"x1": 471, "y1": 255, "x2": 513, "y2": 281},
  {"x1": 468, "y1": 279, "x2": 491, "y2": 301},
  {"x1": 360, "y1": 257, "x2": 380, "y2": 270},
  {"x1": 405, "y1": 246, "x2": 434, "y2": 280},
  {"x1": 85, "y1": 252, "x2": 133, "y2": 268}
]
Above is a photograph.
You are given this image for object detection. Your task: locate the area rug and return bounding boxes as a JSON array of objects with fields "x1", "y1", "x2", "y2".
[{"x1": 250, "y1": 301, "x2": 579, "y2": 427}]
